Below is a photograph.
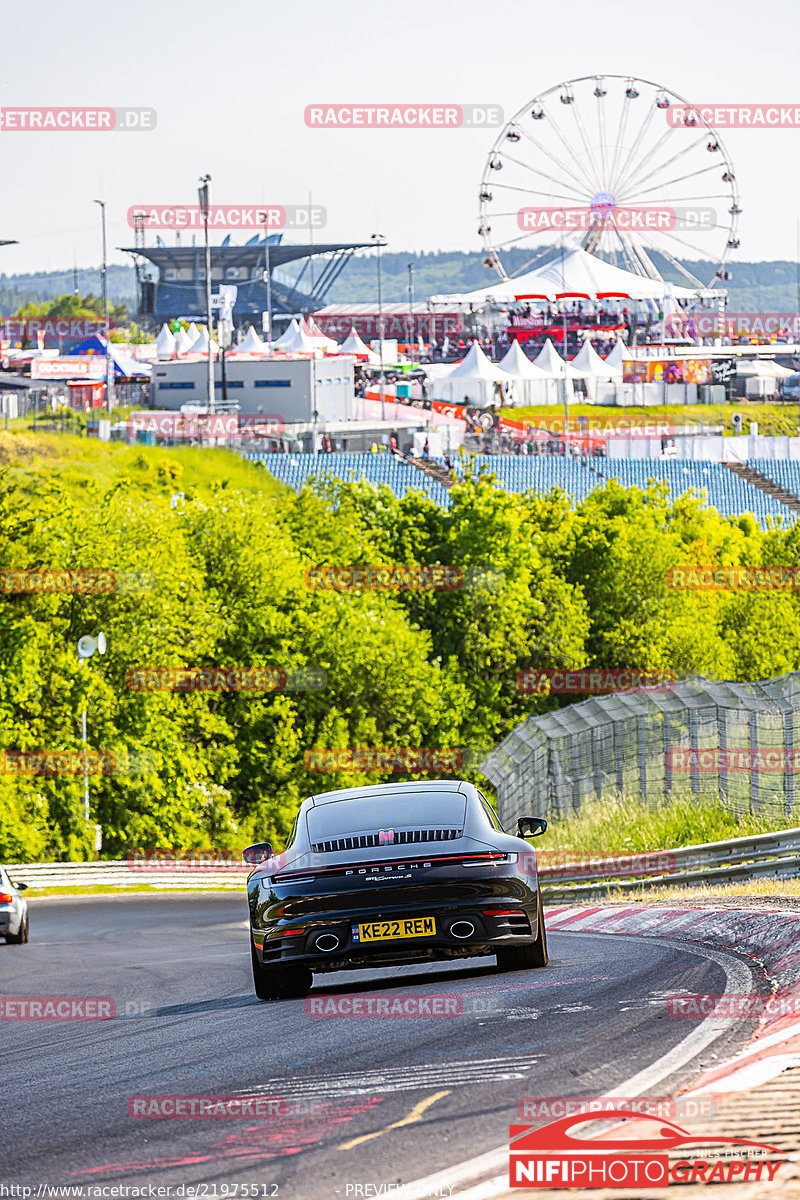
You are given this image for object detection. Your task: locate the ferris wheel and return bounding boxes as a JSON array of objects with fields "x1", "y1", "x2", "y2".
[{"x1": 478, "y1": 75, "x2": 740, "y2": 291}]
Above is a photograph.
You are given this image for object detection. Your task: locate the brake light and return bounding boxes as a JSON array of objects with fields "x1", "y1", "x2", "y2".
[
  {"x1": 0, "y1": 893, "x2": 13, "y2": 903},
  {"x1": 482, "y1": 909, "x2": 517, "y2": 916},
  {"x1": 281, "y1": 928, "x2": 306, "y2": 936}
]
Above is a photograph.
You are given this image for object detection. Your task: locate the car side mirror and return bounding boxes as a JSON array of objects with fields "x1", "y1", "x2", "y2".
[
  {"x1": 15, "y1": 882, "x2": 28, "y2": 891},
  {"x1": 516, "y1": 816, "x2": 547, "y2": 838},
  {"x1": 243, "y1": 841, "x2": 273, "y2": 865}
]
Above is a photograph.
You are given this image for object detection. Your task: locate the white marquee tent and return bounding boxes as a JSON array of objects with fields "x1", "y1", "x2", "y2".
[
  {"x1": 188, "y1": 327, "x2": 219, "y2": 356},
  {"x1": 432, "y1": 342, "x2": 516, "y2": 409},
  {"x1": 174, "y1": 327, "x2": 194, "y2": 355},
  {"x1": 232, "y1": 327, "x2": 266, "y2": 355},
  {"x1": 498, "y1": 340, "x2": 558, "y2": 406},
  {"x1": 604, "y1": 336, "x2": 633, "y2": 371},
  {"x1": 431, "y1": 248, "x2": 697, "y2": 308},
  {"x1": 155, "y1": 324, "x2": 176, "y2": 359}
]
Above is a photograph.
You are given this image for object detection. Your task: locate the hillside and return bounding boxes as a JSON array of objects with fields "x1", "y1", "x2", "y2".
[{"x1": 1, "y1": 255, "x2": 798, "y2": 317}]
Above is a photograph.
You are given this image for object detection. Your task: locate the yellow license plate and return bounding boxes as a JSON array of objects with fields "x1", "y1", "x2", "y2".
[{"x1": 353, "y1": 916, "x2": 436, "y2": 943}]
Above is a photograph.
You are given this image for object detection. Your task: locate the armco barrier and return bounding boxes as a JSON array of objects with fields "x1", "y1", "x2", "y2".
[
  {"x1": 8, "y1": 827, "x2": 800, "y2": 894},
  {"x1": 6, "y1": 860, "x2": 249, "y2": 889},
  {"x1": 538, "y1": 826, "x2": 800, "y2": 899}
]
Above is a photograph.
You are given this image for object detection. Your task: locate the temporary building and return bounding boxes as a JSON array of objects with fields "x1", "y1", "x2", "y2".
[
  {"x1": 431, "y1": 342, "x2": 515, "y2": 409},
  {"x1": 188, "y1": 327, "x2": 219, "y2": 356},
  {"x1": 604, "y1": 336, "x2": 633, "y2": 371},
  {"x1": 69, "y1": 335, "x2": 151, "y2": 378},
  {"x1": 498, "y1": 340, "x2": 558, "y2": 406},
  {"x1": 272, "y1": 319, "x2": 316, "y2": 355},
  {"x1": 533, "y1": 338, "x2": 588, "y2": 380},
  {"x1": 174, "y1": 327, "x2": 194, "y2": 355},
  {"x1": 154, "y1": 324, "x2": 176, "y2": 359},
  {"x1": 231, "y1": 327, "x2": 266, "y2": 355},
  {"x1": 430, "y1": 247, "x2": 697, "y2": 308},
  {"x1": 338, "y1": 326, "x2": 372, "y2": 358}
]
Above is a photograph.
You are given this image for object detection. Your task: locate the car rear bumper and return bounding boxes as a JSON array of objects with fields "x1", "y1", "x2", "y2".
[
  {"x1": 252, "y1": 899, "x2": 539, "y2": 971},
  {"x1": 0, "y1": 909, "x2": 17, "y2": 934}
]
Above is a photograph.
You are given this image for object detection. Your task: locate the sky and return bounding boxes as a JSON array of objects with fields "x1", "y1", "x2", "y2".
[{"x1": 0, "y1": 0, "x2": 798, "y2": 284}]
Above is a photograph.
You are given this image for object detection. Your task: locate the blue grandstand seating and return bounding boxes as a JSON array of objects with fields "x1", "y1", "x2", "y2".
[{"x1": 247, "y1": 453, "x2": 798, "y2": 528}]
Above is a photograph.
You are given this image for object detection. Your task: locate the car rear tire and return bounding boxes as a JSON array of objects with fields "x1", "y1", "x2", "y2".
[
  {"x1": 6, "y1": 915, "x2": 29, "y2": 945},
  {"x1": 251, "y1": 942, "x2": 311, "y2": 1001},
  {"x1": 496, "y1": 891, "x2": 548, "y2": 971}
]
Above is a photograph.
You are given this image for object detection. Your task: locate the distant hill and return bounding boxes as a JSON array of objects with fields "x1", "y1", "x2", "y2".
[{"x1": 1, "y1": 254, "x2": 797, "y2": 316}]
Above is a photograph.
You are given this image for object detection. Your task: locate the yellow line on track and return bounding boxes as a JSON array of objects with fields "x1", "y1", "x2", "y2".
[{"x1": 337, "y1": 1089, "x2": 451, "y2": 1150}]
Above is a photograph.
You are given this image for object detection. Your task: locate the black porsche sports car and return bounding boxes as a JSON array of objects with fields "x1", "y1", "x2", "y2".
[{"x1": 244, "y1": 779, "x2": 548, "y2": 1000}]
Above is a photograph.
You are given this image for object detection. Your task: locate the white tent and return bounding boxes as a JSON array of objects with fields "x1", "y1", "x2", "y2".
[
  {"x1": 174, "y1": 327, "x2": 194, "y2": 355},
  {"x1": 303, "y1": 317, "x2": 338, "y2": 353},
  {"x1": 338, "y1": 326, "x2": 372, "y2": 358},
  {"x1": 604, "y1": 336, "x2": 632, "y2": 371},
  {"x1": 232, "y1": 326, "x2": 266, "y2": 355},
  {"x1": 154, "y1": 324, "x2": 176, "y2": 359},
  {"x1": 432, "y1": 342, "x2": 516, "y2": 409},
  {"x1": 573, "y1": 337, "x2": 622, "y2": 378},
  {"x1": 431, "y1": 247, "x2": 697, "y2": 307},
  {"x1": 533, "y1": 338, "x2": 588, "y2": 380},
  {"x1": 188, "y1": 327, "x2": 219, "y2": 356},
  {"x1": 271, "y1": 319, "x2": 301, "y2": 350},
  {"x1": 498, "y1": 340, "x2": 558, "y2": 406},
  {"x1": 273, "y1": 319, "x2": 316, "y2": 355},
  {"x1": 186, "y1": 322, "x2": 200, "y2": 344}
]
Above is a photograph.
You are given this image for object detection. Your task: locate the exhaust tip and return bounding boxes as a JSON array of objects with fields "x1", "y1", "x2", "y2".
[
  {"x1": 315, "y1": 932, "x2": 340, "y2": 953},
  {"x1": 450, "y1": 919, "x2": 475, "y2": 940}
]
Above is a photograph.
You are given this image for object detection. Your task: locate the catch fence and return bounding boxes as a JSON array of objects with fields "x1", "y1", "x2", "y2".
[{"x1": 481, "y1": 673, "x2": 800, "y2": 830}]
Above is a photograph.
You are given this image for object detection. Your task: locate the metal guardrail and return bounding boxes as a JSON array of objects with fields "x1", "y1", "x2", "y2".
[
  {"x1": 538, "y1": 827, "x2": 800, "y2": 898},
  {"x1": 7, "y1": 827, "x2": 800, "y2": 897},
  {"x1": 6, "y1": 860, "x2": 249, "y2": 889}
]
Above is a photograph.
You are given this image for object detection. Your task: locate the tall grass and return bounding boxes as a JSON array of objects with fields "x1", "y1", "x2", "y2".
[{"x1": 542, "y1": 793, "x2": 793, "y2": 855}]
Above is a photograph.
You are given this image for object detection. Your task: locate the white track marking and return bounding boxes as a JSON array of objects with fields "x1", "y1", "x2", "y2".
[{"x1": 401, "y1": 932, "x2": 755, "y2": 1198}]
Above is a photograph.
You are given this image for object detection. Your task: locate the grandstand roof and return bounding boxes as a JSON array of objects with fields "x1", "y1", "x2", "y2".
[{"x1": 120, "y1": 242, "x2": 372, "y2": 271}]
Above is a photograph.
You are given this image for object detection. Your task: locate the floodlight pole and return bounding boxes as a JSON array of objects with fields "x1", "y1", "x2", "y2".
[
  {"x1": 94, "y1": 200, "x2": 114, "y2": 414},
  {"x1": 373, "y1": 234, "x2": 385, "y2": 421},
  {"x1": 199, "y1": 176, "x2": 215, "y2": 413},
  {"x1": 265, "y1": 234, "x2": 273, "y2": 358},
  {"x1": 408, "y1": 263, "x2": 414, "y2": 364}
]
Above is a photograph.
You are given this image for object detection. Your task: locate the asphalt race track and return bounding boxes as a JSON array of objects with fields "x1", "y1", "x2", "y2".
[{"x1": 1, "y1": 895, "x2": 768, "y2": 1198}]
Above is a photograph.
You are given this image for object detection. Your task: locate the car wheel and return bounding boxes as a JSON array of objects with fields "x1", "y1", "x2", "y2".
[
  {"x1": 251, "y1": 941, "x2": 311, "y2": 1001},
  {"x1": 6, "y1": 915, "x2": 29, "y2": 945},
  {"x1": 496, "y1": 892, "x2": 548, "y2": 971}
]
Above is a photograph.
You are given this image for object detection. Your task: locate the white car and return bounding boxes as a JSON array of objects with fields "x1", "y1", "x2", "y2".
[{"x1": 0, "y1": 867, "x2": 29, "y2": 944}]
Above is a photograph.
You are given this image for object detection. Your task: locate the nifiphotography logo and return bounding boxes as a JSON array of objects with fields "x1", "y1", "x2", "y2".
[{"x1": 508, "y1": 1110, "x2": 785, "y2": 1188}]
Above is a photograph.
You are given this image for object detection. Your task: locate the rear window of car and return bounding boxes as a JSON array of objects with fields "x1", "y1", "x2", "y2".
[{"x1": 307, "y1": 793, "x2": 467, "y2": 840}]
